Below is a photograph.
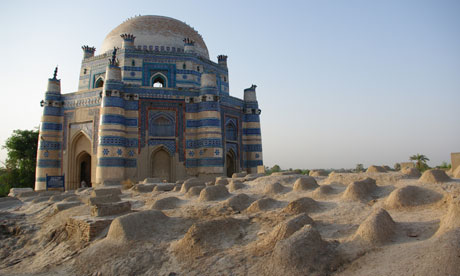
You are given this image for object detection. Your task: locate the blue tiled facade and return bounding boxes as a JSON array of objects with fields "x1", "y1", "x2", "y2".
[{"x1": 36, "y1": 15, "x2": 263, "y2": 190}]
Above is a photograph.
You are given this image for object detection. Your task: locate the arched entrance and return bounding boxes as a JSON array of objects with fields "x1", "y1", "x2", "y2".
[
  {"x1": 151, "y1": 148, "x2": 171, "y2": 182},
  {"x1": 69, "y1": 132, "x2": 92, "y2": 190},
  {"x1": 226, "y1": 150, "x2": 237, "y2": 177},
  {"x1": 77, "y1": 152, "x2": 91, "y2": 187}
]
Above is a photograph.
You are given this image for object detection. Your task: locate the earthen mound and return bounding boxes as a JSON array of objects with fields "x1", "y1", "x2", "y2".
[
  {"x1": 264, "y1": 182, "x2": 286, "y2": 194},
  {"x1": 244, "y1": 173, "x2": 264, "y2": 181},
  {"x1": 199, "y1": 185, "x2": 230, "y2": 201},
  {"x1": 232, "y1": 172, "x2": 247, "y2": 178},
  {"x1": 246, "y1": 198, "x2": 279, "y2": 212},
  {"x1": 419, "y1": 169, "x2": 451, "y2": 183},
  {"x1": 385, "y1": 185, "x2": 442, "y2": 209},
  {"x1": 420, "y1": 229, "x2": 460, "y2": 275},
  {"x1": 366, "y1": 165, "x2": 387, "y2": 173},
  {"x1": 31, "y1": 196, "x2": 52, "y2": 204},
  {"x1": 254, "y1": 214, "x2": 314, "y2": 254},
  {"x1": 312, "y1": 184, "x2": 336, "y2": 198},
  {"x1": 180, "y1": 178, "x2": 205, "y2": 193},
  {"x1": 266, "y1": 225, "x2": 340, "y2": 276},
  {"x1": 436, "y1": 197, "x2": 460, "y2": 235},
  {"x1": 185, "y1": 186, "x2": 205, "y2": 198},
  {"x1": 401, "y1": 167, "x2": 421, "y2": 178},
  {"x1": 228, "y1": 180, "x2": 245, "y2": 192},
  {"x1": 284, "y1": 197, "x2": 319, "y2": 215},
  {"x1": 153, "y1": 183, "x2": 175, "y2": 192},
  {"x1": 172, "y1": 218, "x2": 245, "y2": 261},
  {"x1": 342, "y1": 177, "x2": 377, "y2": 201},
  {"x1": 142, "y1": 177, "x2": 161, "y2": 184},
  {"x1": 48, "y1": 194, "x2": 75, "y2": 202},
  {"x1": 293, "y1": 176, "x2": 319, "y2": 191},
  {"x1": 91, "y1": 188, "x2": 121, "y2": 197},
  {"x1": 354, "y1": 208, "x2": 395, "y2": 245},
  {"x1": 62, "y1": 196, "x2": 80, "y2": 202},
  {"x1": 8, "y1": 188, "x2": 33, "y2": 197},
  {"x1": 151, "y1": 197, "x2": 181, "y2": 210},
  {"x1": 106, "y1": 210, "x2": 168, "y2": 242},
  {"x1": 215, "y1": 177, "x2": 229, "y2": 185},
  {"x1": 222, "y1": 194, "x2": 254, "y2": 212},
  {"x1": 309, "y1": 170, "x2": 329, "y2": 177}
]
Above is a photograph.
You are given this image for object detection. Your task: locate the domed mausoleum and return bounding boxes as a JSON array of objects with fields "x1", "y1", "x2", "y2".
[{"x1": 35, "y1": 15, "x2": 263, "y2": 190}]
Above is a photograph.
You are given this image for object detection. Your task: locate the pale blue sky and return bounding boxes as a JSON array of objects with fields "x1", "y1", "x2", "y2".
[{"x1": 0, "y1": 0, "x2": 459, "y2": 169}]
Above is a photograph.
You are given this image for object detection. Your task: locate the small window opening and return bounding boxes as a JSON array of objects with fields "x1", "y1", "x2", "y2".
[
  {"x1": 131, "y1": 60, "x2": 135, "y2": 66},
  {"x1": 83, "y1": 69, "x2": 87, "y2": 75},
  {"x1": 95, "y1": 78, "x2": 104, "y2": 88},
  {"x1": 183, "y1": 63, "x2": 186, "y2": 69},
  {"x1": 197, "y1": 66, "x2": 200, "y2": 72},
  {"x1": 153, "y1": 77, "x2": 165, "y2": 88}
]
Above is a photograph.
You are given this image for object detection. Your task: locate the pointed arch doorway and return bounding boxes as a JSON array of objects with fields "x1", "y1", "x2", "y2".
[
  {"x1": 151, "y1": 148, "x2": 171, "y2": 182},
  {"x1": 77, "y1": 151, "x2": 91, "y2": 187},
  {"x1": 226, "y1": 150, "x2": 237, "y2": 177},
  {"x1": 69, "y1": 132, "x2": 92, "y2": 189}
]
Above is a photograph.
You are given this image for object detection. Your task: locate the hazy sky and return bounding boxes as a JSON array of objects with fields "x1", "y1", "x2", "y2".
[{"x1": 0, "y1": 0, "x2": 459, "y2": 169}]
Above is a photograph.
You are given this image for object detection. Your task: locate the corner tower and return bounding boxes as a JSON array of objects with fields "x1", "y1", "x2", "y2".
[
  {"x1": 35, "y1": 68, "x2": 64, "y2": 190},
  {"x1": 242, "y1": 85, "x2": 263, "y2": 173}
]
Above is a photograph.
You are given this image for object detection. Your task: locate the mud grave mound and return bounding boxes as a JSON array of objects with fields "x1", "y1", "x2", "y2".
[
  {"x1": 215, "y1": 177, "x2": 229, "y2": 185},
  {"x1": 106, "y1": 210, "x2": 169, "y2": 242},
  {"x1": 312, "y1": 184, "x2": 338, "y2": 198},
  {"x1": 385, "y1": 185, "x2": 442, "y2": 209},
  {"x1": 246, "y1": 198, "x2": 280, "y2": 213},
  {"x1": 185, "y1": 186, "x2": 205, "y2": 198},
  {"x1": 221, "y1": 194, "x2": 254, "y2": 212},
  {"x1": 265, "y1": 225, "x2": 340, "y2": 276},
  {"x1": 419, "y1": 169, "x2": 451, "y2": 183},
  {"x1": 228, "y1": 180, "x2": 245, "y2": 192},
  {"x1": 151, "y1": 197, "x2": 181, "y2": 210},
  {"x1": 293, "y1": 176, "x2": 319, "y2": 191},
  {"x1": 252, "y1": 213, "x2": 314, "y2": 255},
  {"x1": 353, "y1": 208, "x2": 396, "y2": 245},
  {"x1": 264, "y1": 182, "x2": 287, "y2": 195},
  {"x1": 309, "y1": 170, "x2": 329, "y2": 177},
  {"x1": 436, "y1": 197, "x2": 460, "y2": 235},
  {"x1": 283, "y1": 197, "x2": 319, "y2": 215},
  {"x1": 342, "y1": 177, "x2": 378, "y2": 202},
  {"x1": 401, "y1": 167, "x2": 421, "y2": 178},
  {"x1": 199, "y1": 185, "x2": 230, "y2": 201},
  {"x1": 171, "y1": 217, "x2": 247, "y2": 262},
  {"x1": 251, "y1": 174, "x2": 302, "y2": 187},
  {"x1": 366, "y1": 165, "x2": 387, "y2": 173},
  {"x1": 180, "y1": 178, "x2": 206, "y2": 193}
]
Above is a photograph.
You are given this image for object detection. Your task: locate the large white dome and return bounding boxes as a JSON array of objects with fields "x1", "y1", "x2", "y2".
[{"x1": 101, "y1": 15, "x2": 209, "y2": 59}]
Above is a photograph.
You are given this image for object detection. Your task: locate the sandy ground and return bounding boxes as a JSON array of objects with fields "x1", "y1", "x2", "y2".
[{"x1": 1, "y1": 171, "x2": 459, "y2": 276}]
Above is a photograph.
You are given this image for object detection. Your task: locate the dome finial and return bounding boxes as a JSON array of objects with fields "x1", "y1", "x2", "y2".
[
  {"x1": 53, "y1": 65, "x2": 58, "y2": 80},
  {"x1": 109, "y1": 47, "x2": 119, "y2": 66}
]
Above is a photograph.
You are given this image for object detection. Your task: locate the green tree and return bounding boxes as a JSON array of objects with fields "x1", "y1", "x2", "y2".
[
  {"x1": 0, "y1": 129, "x2": 39, "y2": 196},
  {"x1": 436, "y1": 161, "x2": 451, "y2": 169},
  {"x1": 355, "y1": 164, "x2": 364, "y2": 172},
  {"x1": 409, "y1": 154, "x2": 430, "y2": 171},
  {"x1": 394, "y1": 163, "x2": 401, "y2": 171},
  {"x1": 270, "y1": 164, "x2": 281, "y2": 173}
]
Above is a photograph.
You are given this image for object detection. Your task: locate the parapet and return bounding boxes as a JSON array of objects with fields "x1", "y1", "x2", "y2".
[
  {"x1": 244, "y1": 84, "x2": 258, "y2": 102},
  {"x1": 82, "y1": 45, "x2": 96, "y2": 59},
  {"x1": 120, "y1": 33, "x2": 136, "y2": 49},
  {"x1": 218, "y1": 55, "x2": 228, "y2": 67}
]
